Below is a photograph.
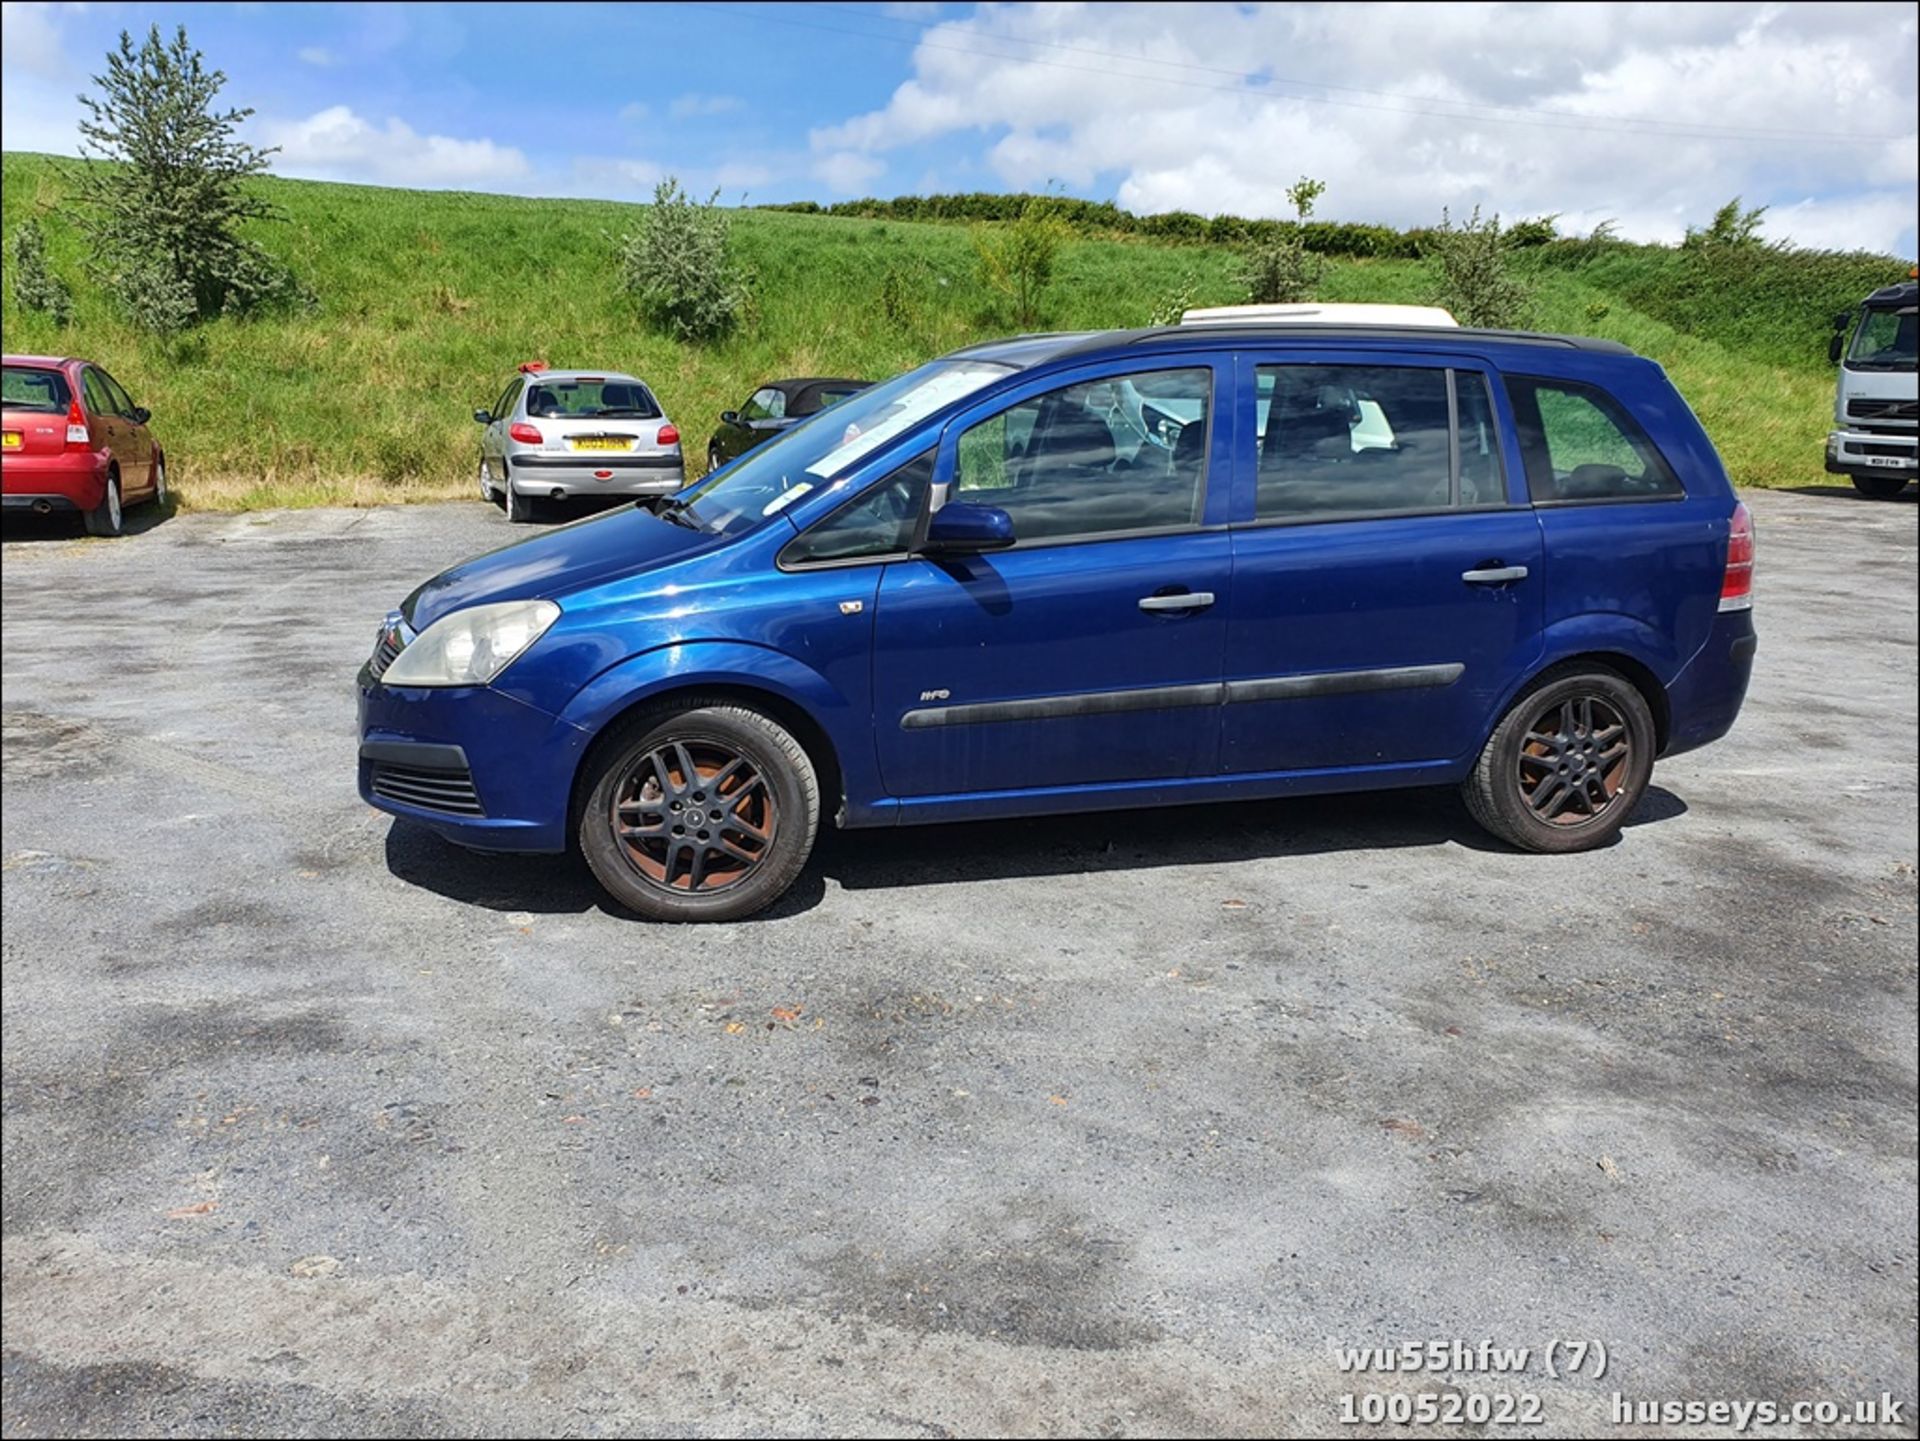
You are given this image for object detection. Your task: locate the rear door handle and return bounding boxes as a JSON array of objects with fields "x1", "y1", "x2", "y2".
[
  {"x1": 1139, "y1": 590, "x2": 1216, "y2": 612},
  {"x1": 1462, "y1": 565, "x2": 1529, "y2": 585}
]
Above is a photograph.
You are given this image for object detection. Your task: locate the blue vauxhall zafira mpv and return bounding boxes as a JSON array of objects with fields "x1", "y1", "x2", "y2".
[{"x1": 358, "y1": 319, "x2": 1757, "y2": 922}]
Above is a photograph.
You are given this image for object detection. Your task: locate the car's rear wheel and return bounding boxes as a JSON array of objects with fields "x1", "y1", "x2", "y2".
[
  {"x1": 578, "y1": 701, "x2": 820, "y2": 923},
  {"x1": 1463, "y1": 667, "x2": 1655, "y2": 854},
  {"x1": 504, "y1": 476, "x2": 533, "y2": 523},
  {"x1": 83, "y1": 470, "x2": 123, "y2": 538},
  {"x1": 1852, "y1": 475, "x2": 1910, "y2": 500}
]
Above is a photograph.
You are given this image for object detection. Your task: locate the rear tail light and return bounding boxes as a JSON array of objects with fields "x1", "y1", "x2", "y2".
[
  {"x1": 1719, "y1": 501, "x2": 1754, "y2": 612},
  {"x1": 64, "y1": 399, "x2": 90, "y2": 448},
  {"x1": 508, "y1": 422, "x2": 543, "y2": 445},
  {"x1": 657, "y1": 423, "x2": 680, "y2": 447}
]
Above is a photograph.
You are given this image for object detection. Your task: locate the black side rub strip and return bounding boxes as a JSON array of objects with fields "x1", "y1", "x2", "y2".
[
  {"x1": 900, "y1": 664, "x2": 1465, "y2": 730},
  {"x1": 1224, "y1": 662, "x2": 1465, "y2": 703}
]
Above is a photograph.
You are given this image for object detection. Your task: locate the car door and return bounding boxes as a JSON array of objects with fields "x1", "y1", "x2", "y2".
[
  {"x1": 97, "y1": 369, "x2": 153, "y2": 494},
  {"x1": 1220, "y1": 351, "x2": 1545, "y2": 776},
  {"x1": 484, "y1": 377, "x2": 522, "y2": 474},
  {"x1": 871, "y1": 356, "x2": 1234, "y2": 801},
  {"x1": 79, "y1": 368, "x2": 136, "y2": 489}
]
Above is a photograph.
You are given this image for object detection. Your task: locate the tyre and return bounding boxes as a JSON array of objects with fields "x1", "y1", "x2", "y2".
[
  {"x1": 1852, "y1": 475, "x2": 1910, "y2": 500},
  {"x1": 504, "y1": 476, "x2": 533, "y2": 523},
  {"x1": 150, "y1": 456, "x2": 168, "y2": 509},
  {"x1": 479, "y1": 457, "x2": 499, "y2": 503},
  {"x1": 83, "y1": 470, "x2": 124, "y2": 538},
  {"x1": 577, "y1": 700, "x2": 820, "y2": 923},
  {"x1": 1462, "y1": 667, "x2": 1655, "y2": 854},
  {"x1": 707, "y1": 443, "x2": 722, "y2": 474}
]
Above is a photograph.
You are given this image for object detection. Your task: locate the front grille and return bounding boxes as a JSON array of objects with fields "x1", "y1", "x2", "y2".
[
  {"x1": 369, "y1": 761, "x2": 484, "y2": 816},
  {"x1": 1848, "y1": 397, "x2": 1918, "y2": 423},
  {"x1": 367, "y1": 611, "x2": 413, "y2": 681}
]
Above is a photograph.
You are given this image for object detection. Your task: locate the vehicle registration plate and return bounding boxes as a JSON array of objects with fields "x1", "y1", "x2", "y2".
[
  {"x1": 571, "y1": 437, "x2": 633, "y2": 452},
  {"x1": 1863, "y1": 455, "x2": 1911, "y2": 469}
]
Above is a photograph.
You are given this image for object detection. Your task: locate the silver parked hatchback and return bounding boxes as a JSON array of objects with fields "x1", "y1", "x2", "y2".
[{"x1": 475, "y1": 363, "x2": 685, "y2": 522}]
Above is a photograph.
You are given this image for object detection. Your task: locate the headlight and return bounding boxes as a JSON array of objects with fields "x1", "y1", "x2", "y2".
[{"x1": 380, "y1": 599, "x2": 560, "y2": 687}]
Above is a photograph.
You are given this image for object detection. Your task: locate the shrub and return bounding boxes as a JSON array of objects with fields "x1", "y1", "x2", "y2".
[
  {"x1": 617, "y1": 177, "x2": 750, "y2": 341},
  {"x1": 1238, "y1": 177, "x2": 1327, "y2": 305},
  {"x1": 1430, "y1": 206, "x2": 1532, "y2": 329},
  {"x1": 71, "y1": 24, "x2": 308, "y2": 334},
  {"x1": 1147, "y1": 269, "x2": 1203, "y2": 327},
  {"x1": 6, "y1": 219, "x2": 73, "y2": 325},
  {"x1": 1684, "y1": 197, "x2": 1769, "y2": 252},
  {"x1": 971, "y1": 196, "x2": 1070, "y2": 329},
  {"x1": 1506, "y1": 214, "x2": 1560, "y2": 248}
]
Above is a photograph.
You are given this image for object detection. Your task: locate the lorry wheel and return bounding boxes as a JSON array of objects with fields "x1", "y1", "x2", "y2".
[{"x1": 1852, "y1": 475, "x2": 1911, "y2": 500}]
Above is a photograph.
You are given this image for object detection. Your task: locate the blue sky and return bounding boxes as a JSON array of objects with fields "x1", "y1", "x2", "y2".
[{"x1": 4, "y1": 2, "x2": 1916, "y2": 255}]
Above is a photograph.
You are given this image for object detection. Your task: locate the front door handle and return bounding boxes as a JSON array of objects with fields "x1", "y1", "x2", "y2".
[
  {"x1": 1462, "y1": 565, "x2": 1529, "y2": 585},
  {"x1": 1139, "y1": 590, "x2": 1216, "y2": 612}
]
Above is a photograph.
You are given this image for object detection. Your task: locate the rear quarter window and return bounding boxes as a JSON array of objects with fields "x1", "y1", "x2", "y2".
[
  {"x1": 1505, "y1": 374, "x2": 1682, "y2": 503},
  {"x1": 2, "y1": 366, "x2": 71, "y2": 412}
]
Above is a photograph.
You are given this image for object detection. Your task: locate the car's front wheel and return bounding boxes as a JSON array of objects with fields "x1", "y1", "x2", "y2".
[
  {"x1": 578, "y1": 700, "x2": 820, "y2": 922},
  {"x1": 479, "y1": 457, "x2": 499, "y2": 503},
  {"x1": 83, "y1": 470, "x2": 123, "y2": 537},
  {"x1": 1852, "y1": 475, "x2": 1911, "y2": 500},
  {"x1": 1463, "y1": 667, "x2": 1655, "y2": 854},
  {"x1": 150, "y1": 456, "x2": 168, "y2": 509}
]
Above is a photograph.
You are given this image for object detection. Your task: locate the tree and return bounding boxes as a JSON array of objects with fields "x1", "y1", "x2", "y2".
[
  {"x1": 1430, "y1": 206, "x2": 1532, "y2": 329},
  {"x1": 1684, "y1": 197, "x2": 1769, "y2": 252},
  {"x1": 71, "y1": 24, "x2": 306, "y2": 333},
  {"x1": 972, "y1": 196, "x2": 1070, "y2": 329},
  {"x1": 1238, "y1": 176, "x2": 1327, "y2": 305},
  {"x1": 618, "y1": 177, "x2": 750, "y2": 341}
]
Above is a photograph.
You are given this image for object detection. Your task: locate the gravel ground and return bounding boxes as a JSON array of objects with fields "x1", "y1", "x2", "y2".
[{"x1": 2, "y1": 485, "x2": 1915, "y2": 1438}]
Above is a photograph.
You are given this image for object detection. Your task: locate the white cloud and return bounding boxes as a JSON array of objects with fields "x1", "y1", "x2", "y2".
[
  {"x1": 669, "y1": 92, "x2": 743, "y2": 120},
  {"x1": 882, "y1": 1, "x2": 944, "y2": 18},
  {"x1": 258, "y1": 105, "x2": 530, "y2": 187},
  {"x1": 297, "y1": 45, "x2": 334, "y2": 67},
  {"x1": 0, "y1": 1, "x2": 74, "y2": 80},
  {"x1": 618, "y1": 100, "x2": 649, "y2": 123},
  {"x1": 813, "y1": 150, "x2": 885, "y2": 195},
  {"x1": 809, "y1": 1, "x2": 1920, "y2": 254},
  {"x1": 568, "y1": 156, "x2": 664, "y2": 195}
]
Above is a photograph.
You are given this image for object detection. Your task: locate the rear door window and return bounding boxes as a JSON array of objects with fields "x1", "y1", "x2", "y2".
[
  {"x1": 1505, "y1": 375, "x2": 1682, "y2": 503},
  {"x1": 2, "y1": 366, "x2": 70, "y2": 412},
  {"x1": 81, "y1": 369, "x2": 114, "y2": 418},
  {"x1": 1255, "y1": 363, "x2": 1502, "y2": 518}
]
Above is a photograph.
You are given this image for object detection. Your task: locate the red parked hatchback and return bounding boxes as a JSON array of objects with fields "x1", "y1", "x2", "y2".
[{"x1": 2, "y1": 355, "x2": 167, "y2": 536}]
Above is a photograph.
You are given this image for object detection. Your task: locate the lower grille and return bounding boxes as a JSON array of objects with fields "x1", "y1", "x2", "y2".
[
  {"x1": 369, "y1": 761, "x2": 484, "y2": 816},
  {"x1": 1851, "y1": 441, "x2": 1915, "y2": 459}
]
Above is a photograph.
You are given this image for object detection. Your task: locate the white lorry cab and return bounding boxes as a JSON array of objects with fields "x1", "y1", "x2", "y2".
[{"x1": 1826, "y1": 278, "x2": 1917, "y2": 500}]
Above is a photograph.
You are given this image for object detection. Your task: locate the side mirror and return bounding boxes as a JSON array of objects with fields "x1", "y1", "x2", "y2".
[
  {"x1": 921, "y1": 501, "x2": 1015, "y2": 555},
  {"x1": 130, "y1": 406, "x2": 151, "y2": 425},
  {"x1": 473, "y1": 409, "x2": 492, "y2": 424},
  {"x1": 1829, "y1": 335, "x2": 1844, "y2": 365},
  {"x1": 1833, "y1": 312, "x2": 1853, "y2": 331},
  {"x1": 720, "y1": 410, "x2": 740, "y2": 426}
]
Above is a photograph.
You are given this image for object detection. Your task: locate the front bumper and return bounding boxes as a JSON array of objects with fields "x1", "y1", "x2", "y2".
[
  {"x1": 1825, "y1": 429, "x2": 1916, "y2": 480},
  {"x1": 506, "y1": 452, "x2": 685, "y2": 498},
  {"x1": 1, "y1": 450, "x2": 109, "y2": 509},
  {"x1": 356, "y1": 663, "x2": 589, "y2": 851}
]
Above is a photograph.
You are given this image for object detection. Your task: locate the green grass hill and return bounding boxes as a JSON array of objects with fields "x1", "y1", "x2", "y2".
[{"x1": 2, "y1": 151, "x2": 1909, "y2": 509}]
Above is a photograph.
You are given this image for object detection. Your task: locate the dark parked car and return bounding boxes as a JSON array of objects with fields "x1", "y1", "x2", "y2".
[
  {"x1": 2, "y1": 354, "x2": 168, "y2": 536},
  {"x1": 359, "y1": 320, "x2": 1755, "y2": 923},
  {"x1": 706, "y1": 377, "x2": 869, "y2": 471}
]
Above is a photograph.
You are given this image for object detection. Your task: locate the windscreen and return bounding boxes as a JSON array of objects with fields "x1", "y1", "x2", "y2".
[
  {"x1": 665, "y1": 360, "x2": 1012, "y2": 538},
  {"x1": 1848, "y1": 306, "x2": 1918, "y2": 370}
]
